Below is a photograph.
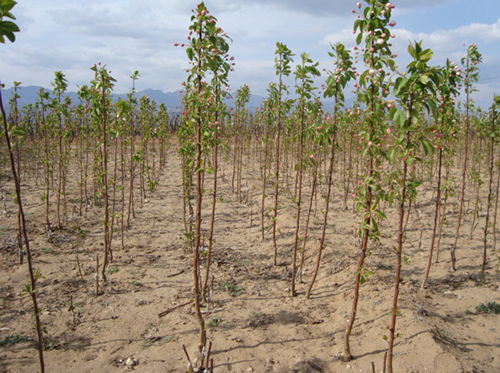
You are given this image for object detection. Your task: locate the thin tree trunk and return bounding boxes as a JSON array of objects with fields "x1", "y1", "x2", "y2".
[
  {"x1": 1, "y1": 88, "x2": 46, "y2": 373},
  {"x1": 422, "y1": 148, "x2": 443, "y2": 288}
]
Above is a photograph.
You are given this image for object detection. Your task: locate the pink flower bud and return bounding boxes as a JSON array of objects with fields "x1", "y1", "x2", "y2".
[
  {"x1": 389, "y1": 21, "x2": 396, "y2": 27},
  {"x1": 356, "y1": 2, "x2": 361, "y2": 8}
]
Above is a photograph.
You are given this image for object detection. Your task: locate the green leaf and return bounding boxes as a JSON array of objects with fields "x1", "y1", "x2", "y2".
[
  {"x1": 0, "y1": 0, "x2": 17, "y2": 13},
  {"x1": 407, "y1": 43, "x2": 416, "y2": 59},
  {"x1": 419, "y1": 75, "x2": 429, "y2": 85},
  {"x1": 356, "y1": 32, "x2": 363, "y2": 45},
  {"x1": 10, "y1": 126, "x2": 25, "y2": 137},
  {"x1": 393, "y1": 109, "x2": 406, "y2": 128},
  {"x1": 420, "y1": 49, "x2": 433, "y2": 62},
  {"x1": 394, "y1": 77, "x2": 407, "y2": 96},
  {"x1": 0, "y1": 20, "x2": 19, "y2": 32},
  {"x1": 421, "y1": 139, "x2": 433, "y2": 155}
]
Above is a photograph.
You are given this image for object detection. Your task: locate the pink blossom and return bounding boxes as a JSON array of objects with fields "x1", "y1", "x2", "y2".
[
  {"x1": 386, "y1": 3, "x2": 395, "y2": 9},
  {"x1": 386, "y1": 128, "x2": 392, "y2": 134},
  {"x1": 356, "y1": 2, "x2": 361, "y2": 8}
]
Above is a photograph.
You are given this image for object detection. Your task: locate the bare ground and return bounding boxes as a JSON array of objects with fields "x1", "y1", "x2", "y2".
[{"x1": 0, "y1": 148, "x2": 499, "y2": 373}]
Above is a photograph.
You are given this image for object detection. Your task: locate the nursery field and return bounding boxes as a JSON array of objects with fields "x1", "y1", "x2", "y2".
[{"x1": 1, "y1": 1, "x2": 500, "y2": 372}]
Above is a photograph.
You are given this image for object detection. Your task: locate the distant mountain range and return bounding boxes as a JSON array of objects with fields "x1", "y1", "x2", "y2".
[
  {"x1": 0, "y1": 85, "x2": 266, "y2": 114},
  {"x1": 1, "y1": 85, "x2": 350, "y2": 114}
]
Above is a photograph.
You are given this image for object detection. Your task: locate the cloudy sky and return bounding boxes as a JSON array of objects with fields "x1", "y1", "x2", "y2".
[{"x1": 1, "y1": 0, "x2": 499, "y2": 107}]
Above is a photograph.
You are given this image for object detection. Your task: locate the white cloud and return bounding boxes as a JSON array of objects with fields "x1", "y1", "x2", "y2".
[
  {"x1": 1, "y1": 0, "x2": 498, "y2": 108},
  {"x1": 393, "y1": 18, "x2": 500, "y2": 51}
]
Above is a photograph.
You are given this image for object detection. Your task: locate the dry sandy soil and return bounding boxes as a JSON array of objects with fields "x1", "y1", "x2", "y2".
[{"x1": 0, "y1": 147, "x2": 499, "y2": 373}]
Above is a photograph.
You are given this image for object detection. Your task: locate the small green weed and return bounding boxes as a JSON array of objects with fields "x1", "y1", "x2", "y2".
[
  {"x1": 106, "y1": 266, "x2": 119, "y2": 275},
  {"x1": 475, "y1": 301, "x2": 500, "y2": 314},
  {"x1": 0, "y1": 334, "x2": 30, "y2": 347},
  {"x1": 207, "y1": 317, "x2": 221, "y2": 328},
  {"x1": 219, "y1": 281, "x2": 243, "y2": 297}
]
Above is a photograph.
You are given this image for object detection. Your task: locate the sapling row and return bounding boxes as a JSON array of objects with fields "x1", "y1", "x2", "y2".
[{"x1": 179, "y1": 2, "x2": 232, "y2": 370}]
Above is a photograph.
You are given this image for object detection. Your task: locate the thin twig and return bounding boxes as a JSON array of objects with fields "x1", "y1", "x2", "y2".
[{"x1": 158, "y1": 300, "x2": 191, "y2": 318}]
